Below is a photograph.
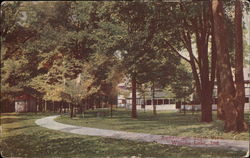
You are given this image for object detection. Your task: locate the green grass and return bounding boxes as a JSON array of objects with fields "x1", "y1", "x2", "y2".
[
  {"x1": 56, "y1": 108, "x2": 250, "y2": 140},
  {"x1": 0, "y1": 112, "x2": 247, "y2": 158}
]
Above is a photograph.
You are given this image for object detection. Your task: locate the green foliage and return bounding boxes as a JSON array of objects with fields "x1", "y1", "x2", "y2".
[
  {"x1": 1, "y1": 1, "x2": 247, "y2": 109},
  {"x1": 170, "y1": 63, "x2": 194, "y2": 100},
  {"x1": 113, "y1": 2, "x2": 184, "y2": 93},
  {"x1": 1, "y1": 2, "x2": 123, "y2": 105}
]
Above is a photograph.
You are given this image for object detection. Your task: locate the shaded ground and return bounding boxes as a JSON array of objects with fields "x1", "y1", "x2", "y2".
[
  {"x1": 56, "y1": 108, "x2": 250, "y2": 140},
  {"x1": 0, "y1": 112, "x2": 247, "y2": 158}
]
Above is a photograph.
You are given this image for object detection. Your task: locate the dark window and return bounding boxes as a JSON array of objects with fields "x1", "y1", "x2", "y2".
[
  {"x1": 122, "y1": 99, "x2": 126, "y2": 104},
  {"x1": 153, "y1": 99, "x2": 157, "y2": 105},
  {"x1": 140, "y1": 100, "x2": 145, "y2": 105},
  {"x1": 158, "y1": 99, "x2": 163, "y2": 105},
  {"x1": 164, "y1": 99, "x2": 169, "y2": 104},
  {"x1": 182, "y1": 101, "x2": 187, "y2": 105},
  {"x1": 245, "y1": 97, "x2": 249, "y2": 103},
  {"x1": 169, "y1": 99, "x2": 175, "y2": 104},
  {"x1": 176, "y1": 102, "x2": 181, "y2": 109},
  {"x1": 141, "y1": 104, "x2": 145, "y2": 108},
  {"x1": 146, "y1": 100, "x2": 151, "y2": 105},
  {"x1": 136, "y1": 99, "x2": 140, "y2": 105},
  {"x1": 213, "y1": 98, "x2": 218, "y2": 104}
]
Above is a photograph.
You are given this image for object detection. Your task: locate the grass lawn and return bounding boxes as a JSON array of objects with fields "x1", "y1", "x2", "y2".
[
  {"x1": 0, "y1": 112, "x2": 247, "y2": 158},
  {"x1": 56, "y1": 108, "x2": 250, "y2": 140}
]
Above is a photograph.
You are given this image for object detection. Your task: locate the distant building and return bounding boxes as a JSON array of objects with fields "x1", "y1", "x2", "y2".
[
  {"x1": 14, "y1": 94, "x2": 37, "y2": 112},
  {"x1": 117, "y1": 81, "x2": 178, "y2": 111},
  {"x1": 118, "y1": 66, "x2": 250, "y2": 111}
]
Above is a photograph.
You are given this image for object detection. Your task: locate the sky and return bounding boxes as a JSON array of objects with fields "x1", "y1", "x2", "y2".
[
  {"x1": 243, "y1": 11, "x2": 250, "y2": 68},
  {"x1": 243, "y1": 11, "x2": 250, "y2": 45}
]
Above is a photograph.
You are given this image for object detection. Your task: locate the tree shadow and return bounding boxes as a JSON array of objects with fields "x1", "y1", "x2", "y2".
[
  {"x1": 1, "y1": 132, "x2": 245, "y2": 158},
  {"x1": 10, "y1": 125, "x2": 37, "y2": 131},
  {"x1": 1, "y1": 118, "x2": 28, "y2": 124}
]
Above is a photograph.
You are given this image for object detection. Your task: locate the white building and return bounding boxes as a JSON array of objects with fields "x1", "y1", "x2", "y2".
[
  {"x1": 118, "y1": 66, "x2": 250, "y2": 111},
  {"x1": 117, "y1": 81, "x2": 178, "y2": 111}
]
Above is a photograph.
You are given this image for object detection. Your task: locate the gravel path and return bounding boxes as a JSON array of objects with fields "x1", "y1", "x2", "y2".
[{"x1": 35, "y1": 115, "x2": 249, "y2": 151}]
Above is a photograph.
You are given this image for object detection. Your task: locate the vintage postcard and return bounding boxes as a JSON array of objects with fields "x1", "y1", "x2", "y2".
[{"x1": 1, "y1": 0, "x2": 249, "y2": 157}]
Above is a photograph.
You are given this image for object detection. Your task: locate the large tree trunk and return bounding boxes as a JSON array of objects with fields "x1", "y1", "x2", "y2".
[
  {"x1": 234, "y1": 0, "x2": 248, "y2": 132},
  {"x1": 196, "y1": 3, "x2": 213, "y2": 122},
  {"x1": 199, "y1": 42, "x2": 213, "y2": 122},
  {"x1": 200, "y1": 86, "x2": 213, "y2": 122},
  {"x1": 131, "y1": 75, "x2": 137, "y2": 118},
  {"x1": 209, "y1": 2, "x2": 224, "y2": 120},
  {"x1": 181, "y1": 22, "x2": 213, "y2": 122},
  {"x1": 216, "y1": 69, "x2": 225, "y2": 120},
  {"x1": 212, "y1": 0, "x2": 238, "y2": 132},
  {"x1": 173, "y1": 2, "x2": 216, "y2": 122}
]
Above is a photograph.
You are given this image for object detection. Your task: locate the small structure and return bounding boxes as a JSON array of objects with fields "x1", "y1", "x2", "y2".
[{"x1": 15, "y1": 94, "x2": 37, "y2": 112}]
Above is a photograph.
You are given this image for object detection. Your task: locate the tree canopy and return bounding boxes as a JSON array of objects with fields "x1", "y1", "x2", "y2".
[{"x1": 1, "y1": 1, "x2": 249, "y2": 131}]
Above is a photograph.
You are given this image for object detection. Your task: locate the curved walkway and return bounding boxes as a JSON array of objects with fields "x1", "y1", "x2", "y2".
[{"x1": 35, "y1": 115, "x2": 249, "y2": 151}]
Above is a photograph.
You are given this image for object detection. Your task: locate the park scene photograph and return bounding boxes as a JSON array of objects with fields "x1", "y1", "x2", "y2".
[{"x1": 1, "y1": 0, "x2": 250, "y2": 157}]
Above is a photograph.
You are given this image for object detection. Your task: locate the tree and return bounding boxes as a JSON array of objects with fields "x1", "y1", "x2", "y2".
[
  {"x1": 174, "y1": 2, "x2": 215, "y2": 122},
  {"x1": 114, "y1": 2, "x2": 151, "y2": 118},
  {"x1": 212, "y1": 0, "x2": 235, "y2": 132},
  {"x1": 114, "y1": 2, "x2": 183, "y2": 117},
  {"x1": 215, "y1": 0, "x2": 249, "y2": 121},
  {"x1": 1, "y1": 2, "x2": 43, "y2": 111},
  {"x1": 83, "y1": 53, "x2": 122, "y2": 115},
  {"x1": 14, "y1": 2, "x2": 116, "y2": 114},
  {"x1": 212, "y1": 0, "x2": 248, "y2": 132},
  {"x1": 234, "y1": 0, "x2": 248, "y2": 132},
  {"x1": 157, "y1": 1, "x2": 236, "y2": 122},
  {"x1": 131, "y1": 2, "x2": 217, "y2": 122}
]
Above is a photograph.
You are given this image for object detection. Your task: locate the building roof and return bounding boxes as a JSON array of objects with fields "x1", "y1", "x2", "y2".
[{"x1": 15, "y1": 93, "x2": 36, "y2": 101}]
